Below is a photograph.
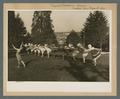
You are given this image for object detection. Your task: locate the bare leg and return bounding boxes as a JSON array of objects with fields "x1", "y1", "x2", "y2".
[
  {"x1": 93, "y1": 59, "x2": 96, "y2": 66},
  {"x1": 17, "y1": 61, "x2": 21, "y2": 68},
  {"x1": 82, "y1": 54, "x2": 85, "y2": 63},
  {"x1": 93, "y1": 53, "x2": 101, "y2": 66},
  {"x1": 21, "y1": 60, "x2": 26, "y2": 68},
  {"x1": 82, "y1": 53, "x2": 88, "y2": 63},
  {"x1": 83, "y1": 57, "x2": 85, "y2": 63},
  {"x1": 72, "y1": 52, "x2": 77, "y2": 61},
  {"x1": 38, "y1": 50, "x2": 40, "y2": 56}
]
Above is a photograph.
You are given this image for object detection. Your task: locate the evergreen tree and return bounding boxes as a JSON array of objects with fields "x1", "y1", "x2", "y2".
[
  {"x1": 102, "y1": 34, "x2": 109, "y2": 51},
  {"x1": 14, "y1": 13, "x2": 27, "y2": 46},
  {"x1": 31, "y1": 11, "x2": 57, "y2": 44},
  {"x1": 81, "y1": 11, "x2": 109, "y2": 49},
  {"x1": 8, "y1": 12, "x2": 28, "y2": 48},
  {"x1": 8, "y1": 11, "x2": 15, "y2": 48}
]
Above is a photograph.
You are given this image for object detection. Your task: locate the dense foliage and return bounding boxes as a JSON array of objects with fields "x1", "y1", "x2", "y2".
[
  {"x1": 31, "y1": 11, "x2": 57, "y2": 45},
  {"x1": 80, "y1": 11, "x2": 109, "y2": 51},
  {"x1": 66, "y1": 30, "x2": 81, "y2": 46},
  {"x1": 8, "y1": 11, "x2": 31, "y2": 48}
]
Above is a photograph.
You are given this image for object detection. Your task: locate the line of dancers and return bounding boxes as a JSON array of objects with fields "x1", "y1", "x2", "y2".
[
  {"x1": 12, "y1": 42, "x2": 102, "y2": 68},
  {"x1": 24, "y1": 43, "x2": 52, "y2": 58}
]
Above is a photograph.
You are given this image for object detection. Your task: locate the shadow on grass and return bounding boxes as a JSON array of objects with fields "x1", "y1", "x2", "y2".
[
  {"x1": 8, "y1": 54, "x2": 109, "y2": 81},
  {"x1": 25, "y1": 59, "x2": 34, "y2": 66},
  {"x1": 65, "y1": 56, "x2": 109, "y2": 82}
]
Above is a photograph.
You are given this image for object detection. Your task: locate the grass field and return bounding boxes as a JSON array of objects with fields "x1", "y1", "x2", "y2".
[{"x1": 8, "y1": 52, "x2": 109, "y2": 82}]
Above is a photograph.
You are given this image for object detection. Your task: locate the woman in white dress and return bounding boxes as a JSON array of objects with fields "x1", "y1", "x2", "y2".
[
  {"x1": 88, "y1": 44, "x2": 102, "y2": 66},
  {"x1": 12, "y1": 42, "x2": 26, "y2": 68},
  {"x1": 77, "y1": 43, "x2": 102, "y2": 66}
]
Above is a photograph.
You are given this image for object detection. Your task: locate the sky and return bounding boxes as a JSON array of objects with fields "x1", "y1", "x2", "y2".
[{"x1": 15, "y1": 10, "x2": 111, "y2": 33}]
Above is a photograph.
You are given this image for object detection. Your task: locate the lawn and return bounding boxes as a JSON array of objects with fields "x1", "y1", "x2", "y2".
[{"x1": 8, "y1": 52, "x2": 109, "y2": 82}]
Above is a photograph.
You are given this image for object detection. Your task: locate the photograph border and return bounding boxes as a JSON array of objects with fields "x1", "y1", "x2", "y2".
[{"x1": 3, "y1": 3, "x2": 117, "y2": 96}]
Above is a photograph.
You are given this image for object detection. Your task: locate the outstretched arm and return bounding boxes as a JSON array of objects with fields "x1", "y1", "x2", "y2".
[
  {"x1": 20, "y1": 42, "x2": 23, "y2": 49},
  {"x1": 94, "y1": 48, "x2": 101, "y2": 51},
  {"x1": 12, "y1": 44, "x2": 18, "y2": 50}
]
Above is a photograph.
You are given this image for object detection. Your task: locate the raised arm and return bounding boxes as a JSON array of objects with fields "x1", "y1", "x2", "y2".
[
  {"x1": 20, "y1": 42, "x2": 23, "y2": 49},
  {"x1": 12, "y1": 44, "x2": 18, "y2": 50},
  {"x1": 77, "y1": 43, "x2": 86, "y2": 50}
]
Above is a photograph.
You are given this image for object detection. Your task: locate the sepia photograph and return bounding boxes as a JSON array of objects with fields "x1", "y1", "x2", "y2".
[
  {"x1": 8, "y1": 10, "x2": 110, "y2": 82},
  {"x1": 3, "y1": 3, "x2": 117, "y2": 96}
]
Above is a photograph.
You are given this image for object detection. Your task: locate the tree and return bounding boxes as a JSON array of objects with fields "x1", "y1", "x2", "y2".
[
  {"x1": 66, "y1": 30, "x2": 81, "y2": 46},
  {"x1": 14, "y1": 13, "x2": 27, "y2": 46},
  {"x1": 81, "y1": 11, "x2": 109, "y2": 49},
  {"x1": 23, "y1": 32, "x2": 32, "y2": 43},
  {"x1": 8, "y1": 12, "x2": 28, "y2": 48},
  {"x1": 8, "y1": 11, "x2": 15, "y2": 48},
  {"x1": 31, "y1": 11, "x2": 57, "y2": 45},
  {"x1": 102, "y1": 34, "x2": 109, "y2": 51}
]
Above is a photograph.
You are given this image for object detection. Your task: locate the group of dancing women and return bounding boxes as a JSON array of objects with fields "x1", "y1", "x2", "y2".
[{"x1": 12, "y1": 42, "x2": 102, "y2": 68}]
